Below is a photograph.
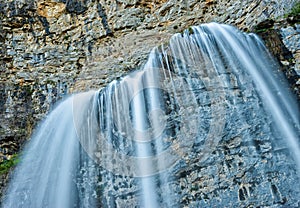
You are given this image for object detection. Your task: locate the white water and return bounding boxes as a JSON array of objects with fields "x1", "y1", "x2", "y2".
[
  {"x1": 2, "y1": 23, "x2": 300, "y2": 207},
  {"x1": 200, "y1": 23, "x2": 300, "y2": 172},
  {"x1": 2, "y1": 97, "x2": 80, "y2": 207}
]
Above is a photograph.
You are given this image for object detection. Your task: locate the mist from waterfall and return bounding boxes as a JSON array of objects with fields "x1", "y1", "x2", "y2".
[{"x1": 2, "y1": 23, "x2": 300, "y2": 207}]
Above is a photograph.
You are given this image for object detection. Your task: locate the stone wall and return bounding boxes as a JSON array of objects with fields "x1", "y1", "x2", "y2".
[{"x1": 0, "y1": 0, "x2": 299, "y2": 203}]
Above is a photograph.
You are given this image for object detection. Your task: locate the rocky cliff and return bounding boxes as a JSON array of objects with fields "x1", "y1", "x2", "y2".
[{"x1": 0, "y1": 0, "x2": 299, "y2": 205}]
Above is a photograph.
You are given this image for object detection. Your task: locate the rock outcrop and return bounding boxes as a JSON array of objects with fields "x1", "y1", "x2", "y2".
[{"x1": 0, "y1": 0, "x2": 299, "y2": 205}]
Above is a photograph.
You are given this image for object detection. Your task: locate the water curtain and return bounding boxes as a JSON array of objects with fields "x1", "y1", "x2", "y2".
[{"x1": 3, "y1": 23, "x2": 300, "y2": 207}]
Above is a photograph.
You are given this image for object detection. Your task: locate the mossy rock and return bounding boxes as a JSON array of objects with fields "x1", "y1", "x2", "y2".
[
  {"x1": 253, "y1": 19, "x2": 274, "y2": 33},
  {"x1": 281, "y1": 2, "x2": 300, "y2": 24},
  {"x1": 285, "y1": 1, "x2": 300, "y2": 18},
  {"x1": 0, "y1": 154, "x2": 20, "y2": 175}
]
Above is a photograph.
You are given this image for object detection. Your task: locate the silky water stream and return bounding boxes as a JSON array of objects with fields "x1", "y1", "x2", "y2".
[{"x1": 2, "y1": 23, "x2": 300, "y2": 207}]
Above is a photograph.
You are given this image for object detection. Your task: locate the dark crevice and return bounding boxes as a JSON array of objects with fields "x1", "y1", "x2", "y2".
[
  {"x1": 37, "y1": 16, "x2": 51, "y2": 36},
  {"x1": 238, "y1": 188, "x2": 245, "y2": 201},
  {"x1": 97, "y1": 2, "x2": 113, "y2": 36},
  {"x1": 28, "y1": 16, "x2": 36, "y2": 38},
  {"x1": 65, "y1": 0, "x2": 88, "y2": 15},
  {"x1": 57, "y1": 0, "x2": 88, "y2": 15},
  {"x1": 88, "y1": 41, "x2": 93, "y2": 54},
  {"x1": 238, "y1": 187, "x2": 248, "y2": 201},
  {"x1": 271, "y1": 184, "x2": 281, "y2": 202}
]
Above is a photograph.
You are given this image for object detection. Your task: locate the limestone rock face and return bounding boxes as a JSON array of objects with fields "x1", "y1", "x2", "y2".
[
  {"x1": 37, "y1": 1, "x2": 66, "y2": 18},
  {"x1": 0, "y1": 0, "x2": 299, "y2": 205}
]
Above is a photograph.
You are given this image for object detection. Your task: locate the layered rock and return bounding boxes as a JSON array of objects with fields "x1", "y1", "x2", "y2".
[{"x1": 0, "y1": 0, "x2": 299, "y2": 204}]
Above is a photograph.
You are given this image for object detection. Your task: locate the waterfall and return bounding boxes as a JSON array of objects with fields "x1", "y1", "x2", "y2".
[{"x1": 2, "y1": 23, "x2": 300, "y2": 207}]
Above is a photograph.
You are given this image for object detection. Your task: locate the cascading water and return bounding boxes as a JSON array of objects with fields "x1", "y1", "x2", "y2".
[{"x1": 2, "y1": 23, "x2": 300, "y2": 207}]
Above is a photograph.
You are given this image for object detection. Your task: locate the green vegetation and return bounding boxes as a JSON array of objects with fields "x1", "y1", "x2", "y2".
[
  {"x1": 64, "y1": 35, "x2": 70, "y2": 40},
  {"x1": 23, "y1": 85, "x2": 34, "y2": 96},
  {"x1": 188, "y1": 27, "x2": 194, "y2": 35},
  {"x1": 179, "y1": 26, "x2": 195, "y2": 36},
  {"x1": 253, "y1": 19, "x2": 274, "y2": 33},
  {"x1": 45, "y1": 79, "x2": 56, "y2": 85},
  {"x1": 254, "y1": 27, "x2": 273, "y2": 33},
  {"x1": 0, "y1": 154, "x2": 20, "y2": 175},
  {"x1": 284, "y1": 1, "x2": 300, "y2": 17}
]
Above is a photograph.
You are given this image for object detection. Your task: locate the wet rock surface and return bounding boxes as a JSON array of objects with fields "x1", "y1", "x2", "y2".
[
  {"x1": 253, "y1": 17, "x2": 300, "y2": 100},
  {"x1": 0, "y1": 0, "x2": 300, "y2": 205}
]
